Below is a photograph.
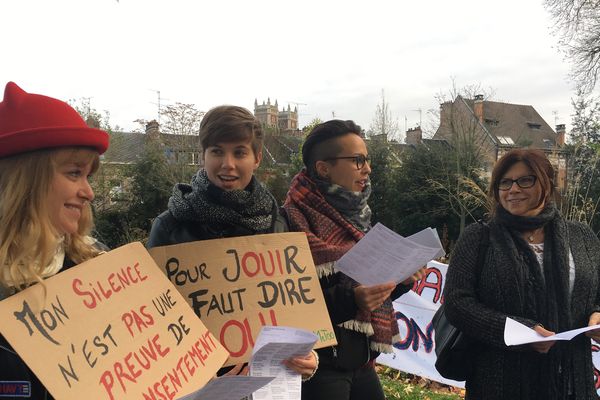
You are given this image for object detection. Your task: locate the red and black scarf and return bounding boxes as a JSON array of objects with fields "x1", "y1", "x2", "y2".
[{"x1": 283, "y1": 170, "x2": 399, "y2": 353}]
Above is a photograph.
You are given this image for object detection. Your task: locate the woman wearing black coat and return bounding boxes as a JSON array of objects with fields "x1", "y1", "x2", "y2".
[
  {"x1": 147, "y1": 105, "x2": 317, "y2": 378},
  {"x1": 445, "y1": 149, "x2": 600, "y2": 399}
]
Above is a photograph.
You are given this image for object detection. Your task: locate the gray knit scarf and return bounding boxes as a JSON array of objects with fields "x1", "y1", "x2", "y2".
[
  {"x1": 312, "y1": 175, "x2": 372, "y2": 232},
  {"x1": 493, "y1": 203, "x2": 571, "y2": 398},
  {"x1": 168, "y1": 169, "x2": 276, "y2": 234}
]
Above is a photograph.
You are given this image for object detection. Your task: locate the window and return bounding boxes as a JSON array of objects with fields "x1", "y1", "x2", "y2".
[{"x1": 497, "y1": 136, "x2": 515, "y2": 145}]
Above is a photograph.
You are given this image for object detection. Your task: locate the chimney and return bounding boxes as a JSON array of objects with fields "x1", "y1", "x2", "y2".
[
  {"x1": 145, "y1": 120, "x2": 160, "y2": 138},
  {"x1": 439, "y1": 101, "x2": 450, "y2": 125},
  {"x1": 556, "y1": 124, "x2": 566, "y2": 146},
  {"x1": 473, "y1": 94, "x2": 484, "y2": 124},
  {"x1": 405, "y1": 126, "x2": 422, "y2": 145}
]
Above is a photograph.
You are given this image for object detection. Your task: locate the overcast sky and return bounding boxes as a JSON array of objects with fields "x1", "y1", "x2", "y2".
[{"x1": 1, "y1": 0, "x2": 588, "y2": 139}]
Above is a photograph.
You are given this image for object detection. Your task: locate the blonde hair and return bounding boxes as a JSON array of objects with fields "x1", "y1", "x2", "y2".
[{"x1": 0, "y1": 147, "x2": 101, "y2": 290}]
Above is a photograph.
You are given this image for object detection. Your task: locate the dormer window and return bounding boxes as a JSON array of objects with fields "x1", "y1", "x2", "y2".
[
  {"x1": 527, "y1": 122, "x2": 541, "y2": 129},
  {"x1": 497, "y1": 136, "x2": 515, "y2": 145}
]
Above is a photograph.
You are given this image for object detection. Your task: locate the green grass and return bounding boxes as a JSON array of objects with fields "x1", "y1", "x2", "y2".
[{"x1": 378, "y1": 368, "x2": 463, "y2": 400}]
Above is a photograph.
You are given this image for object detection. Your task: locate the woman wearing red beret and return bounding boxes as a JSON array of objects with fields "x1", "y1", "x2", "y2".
[{"x1": 0, "y1": 82, "x2": 109, "y2": 400}]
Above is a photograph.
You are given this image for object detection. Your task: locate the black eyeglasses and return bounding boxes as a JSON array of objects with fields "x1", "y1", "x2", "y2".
[
  {"x1": 497, "y1": 175, "x2": 537, "y2": 191},
  {"x1": 323, "y1": 154, "x2": 370, "y2": 170}
]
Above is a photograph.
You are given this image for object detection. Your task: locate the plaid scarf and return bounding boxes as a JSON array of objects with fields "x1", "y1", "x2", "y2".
[{"x1": 283, "y1": 169, "x2": 399, "y2": 353}]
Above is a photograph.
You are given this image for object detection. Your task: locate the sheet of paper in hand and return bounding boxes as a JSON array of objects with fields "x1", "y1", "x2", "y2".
[
  {"x1": 250, "y1": 326, "x2": 318, "y2": 400},
  {"x1": 336, "y1": 223, "x2": 445, "y2": 286},
  {"x1": 504, "y1": 317, "x2": 600, "y2": 346}
]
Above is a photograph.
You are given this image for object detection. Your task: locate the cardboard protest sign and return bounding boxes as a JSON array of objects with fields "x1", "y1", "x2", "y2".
[
  {"x1": 0, "y1": 242, "x2": 229, "y2": 400},
  {"x1": 148, "y1": 232, "x2": 337, "y2": 366}
]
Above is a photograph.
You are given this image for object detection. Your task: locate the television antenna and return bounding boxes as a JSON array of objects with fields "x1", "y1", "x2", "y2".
[
  {"x1": 149, "y1": 89, "x2": 170, "y2": 125},
  {"x1": 411, "y1": 108, "x2": 422, "y2": 128},
  {"x1": 286, "y1": 100, "x2": 308, "y2": 126}
]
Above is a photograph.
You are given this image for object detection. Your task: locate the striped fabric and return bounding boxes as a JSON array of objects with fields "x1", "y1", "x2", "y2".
[{"x1": 284, "y1": 170, "x2": 399, "y2": 353}]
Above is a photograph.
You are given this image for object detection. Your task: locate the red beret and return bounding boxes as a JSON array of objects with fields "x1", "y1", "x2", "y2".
[{"x1": 0, "y1": 82, "x2": 109, "y2": 158}]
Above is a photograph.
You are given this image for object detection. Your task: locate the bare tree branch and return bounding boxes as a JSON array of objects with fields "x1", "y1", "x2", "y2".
[{"x1": 545, "y1": 0, "x2": 600, "y2": 92}]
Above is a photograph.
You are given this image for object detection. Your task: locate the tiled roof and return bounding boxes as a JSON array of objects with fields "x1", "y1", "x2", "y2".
[
  {"x1": 462, "y1": 98, "x2": 557, "y2": 149},
  {"x1": 262, "y1": 135, "x2": 303, "y2": 165},
  {"x1": 101, "y1": 131, "x2": 146, "y2": 163}
]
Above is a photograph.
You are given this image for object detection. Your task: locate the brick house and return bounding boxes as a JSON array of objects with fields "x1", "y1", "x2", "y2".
[{"x1": 428, "y1": 95, "x2": 568, "y2": 191}]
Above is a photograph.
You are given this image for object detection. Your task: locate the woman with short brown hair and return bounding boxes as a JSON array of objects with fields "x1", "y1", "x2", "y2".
[{"x1": 147, "y1": 104, "x2": 317, "y2": 379}]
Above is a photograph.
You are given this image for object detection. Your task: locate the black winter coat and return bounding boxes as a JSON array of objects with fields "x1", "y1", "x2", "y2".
[
  {"x1": 315, "y1": 268, "x2": 410, "y2": 371},
  {"x1": 445, "y1": 220, "x2": 600, "y2": 400},
  {"x1": 147, "y1": 208, "x2": 288, "y2": 248}
]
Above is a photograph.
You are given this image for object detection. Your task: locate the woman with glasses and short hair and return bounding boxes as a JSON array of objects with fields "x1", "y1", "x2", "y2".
[
  {"x1": 283, "y1": 119, "x2": 425, "y2": 400},
  {"x1": 444, "y1": 149, "x2": 600, "y2": 399}
]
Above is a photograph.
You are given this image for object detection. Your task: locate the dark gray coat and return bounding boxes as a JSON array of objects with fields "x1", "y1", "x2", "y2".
[{"x1": 445, "y1": 220, "x2": 600, "y2": 400}]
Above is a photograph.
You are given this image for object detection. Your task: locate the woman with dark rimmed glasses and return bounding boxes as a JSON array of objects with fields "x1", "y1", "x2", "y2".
[
  {"x1": 283, "y1": 119, "x2": 425, "y2": 400},
  {"x1": 444, "y1": 149, "x2": 600, "y2": 399}
]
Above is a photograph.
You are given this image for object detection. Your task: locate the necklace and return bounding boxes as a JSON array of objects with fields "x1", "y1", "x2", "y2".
[{"x1": 526, "y1": 228, "x2": 543, "y2": 243}]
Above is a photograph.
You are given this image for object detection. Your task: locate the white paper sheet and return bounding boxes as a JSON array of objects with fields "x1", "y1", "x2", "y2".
[
  {"x1": 250, "y1": 326, "x2": 318, "y2": 400},
  {"x1": 177, "y1": 376, "x2": 275, "y2": 400},
  {"x1": 336, "y1": 223, "x2": 445, "y2": 285},
  {"x1": 504, "y1": 317, "x2": 600, "y2": 346},
  {"x1": 406, "y1": 227, "x2": 446, "y2": 259}
]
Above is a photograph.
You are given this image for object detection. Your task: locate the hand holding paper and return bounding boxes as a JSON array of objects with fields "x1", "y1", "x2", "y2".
[
  {"x1": 283, "y1": 353, "x2": 317, "y2": 377},
  {"x1": 250, "y1": 326, "x2": 318, "y2": 400},
  {"x1": 504, "y1": 317, "x2": 600, "y2": 346},
  {"x1": 529, "y1": 325, "x2": 556, "y2": 354},
  {"x1": 401, "y1": 266, "x2": 428, "y2": 286},
  {"x1": 354, "y1": 282, "x2": 396, "y2": 312},
  {"x1": 586, "y1": 312, "x2": 600, "y2": 343}
]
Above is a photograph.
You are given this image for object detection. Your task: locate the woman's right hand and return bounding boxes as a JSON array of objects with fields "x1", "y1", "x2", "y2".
[
  {"x1": 530, "y1": 325, "x2": 555, "y2": 353},
  {"x1": 354, "y1": 282, "x2": 396, "y2": 312}
]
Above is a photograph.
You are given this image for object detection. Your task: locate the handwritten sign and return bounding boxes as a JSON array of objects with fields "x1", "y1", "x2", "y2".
[
  {"x1": 148, "y1": 232, "x2": 337, "y2": 365},
  {"x1": 0, "y1": 242, "x2": 229, "y2": 400}
]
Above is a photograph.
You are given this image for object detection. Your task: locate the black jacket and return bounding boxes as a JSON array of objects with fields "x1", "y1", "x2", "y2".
[
  {"x1": 445, "y1": 220, "x2": 600, "y2": 399},
  {"x1": 316, "y1": 269, "x2": 410, "y2": 371},
  {"x1": 147, "y1": 208, "x2": 288, "y2": 248}
]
